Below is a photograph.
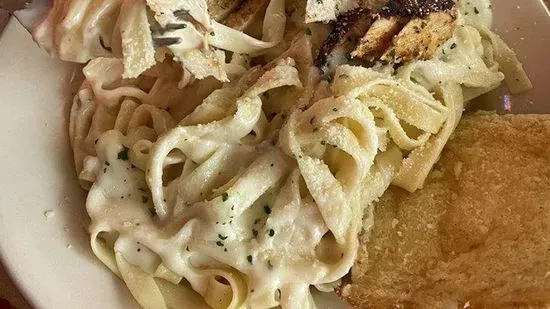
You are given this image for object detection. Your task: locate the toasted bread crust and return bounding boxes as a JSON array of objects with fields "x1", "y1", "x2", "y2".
[{"x1": 341, "y1": 114, "x2": 550, "y2": 309}]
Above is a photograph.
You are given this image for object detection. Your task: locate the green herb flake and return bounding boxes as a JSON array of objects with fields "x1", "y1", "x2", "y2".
[
  {"x1": 252, "y1": 229, "x2": 258, "y2": 237},
  {"x1": 218, "y1": 234, "x2": 228, "y2": 240},
  {"x1": 264, "y1": 205, "x2": 272, "y2": 215},
  {"x1": 216, "y1": 241, "x2": 224, "y2": 247},
  {"x1": 247, "y1": 255, "x2": 253, "y2": 264},
  {"x1": 268, "y1": 229, "x2": 275, "y2": 237},
  {"x1": 117, "y1": 147, "x2": 129, "y2": 161},
  {"x1": 305, "y1": 28, "x2": 312, "y2": 36},
  {"x1": 267, "y1": 260, "x2": 273, "y2": 269},
  {"x1": 221, "y1": 192, "x2": 229, "y2": 202}
]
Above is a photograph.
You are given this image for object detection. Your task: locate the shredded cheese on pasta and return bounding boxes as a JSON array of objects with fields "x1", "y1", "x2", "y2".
[{"x1": 44, "y1": 0, "x2": 534, "y2": 308}]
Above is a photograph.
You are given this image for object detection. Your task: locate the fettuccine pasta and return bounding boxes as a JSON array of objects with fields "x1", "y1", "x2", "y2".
[{"x1": 35, "y1": 0, "x2": 532, "y2": 308}]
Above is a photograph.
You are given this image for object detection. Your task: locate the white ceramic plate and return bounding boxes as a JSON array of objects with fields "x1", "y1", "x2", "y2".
[{"x1": 0, "y1": 2, "x2": 549, "y2": 308}]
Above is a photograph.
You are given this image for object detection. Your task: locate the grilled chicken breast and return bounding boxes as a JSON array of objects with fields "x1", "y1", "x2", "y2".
[
  {"x1": 351, "y1": 16, "x2": 405, "y2": 61},
  {"x1": 352, "y1": 9, "x2": 457, "y2": 62},
  {"x1": 382, "y1": 10, "x2": 457, "y2": 61}
]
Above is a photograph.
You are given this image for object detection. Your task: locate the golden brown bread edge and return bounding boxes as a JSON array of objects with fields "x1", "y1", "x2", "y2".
[{"x1": 338, "y1": 113, "x2": 550, "y2": 309}]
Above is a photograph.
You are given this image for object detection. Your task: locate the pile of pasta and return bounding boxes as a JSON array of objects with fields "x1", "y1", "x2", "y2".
[
  {"x1": 35, "y1": 0, "x2": 285, "y2": 81},
  {"x1": 39, "y1": 0, "x2": 531, "y2": 308}
]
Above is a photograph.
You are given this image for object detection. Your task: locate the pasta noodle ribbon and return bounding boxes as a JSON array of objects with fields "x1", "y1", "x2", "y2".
[{"x1": 61, "y1": 0, "x2": 533, "y2": 308}]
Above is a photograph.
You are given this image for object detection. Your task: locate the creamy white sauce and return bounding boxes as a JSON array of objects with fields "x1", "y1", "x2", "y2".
[{"x1": 65, "y1": 1, "x2": 532, "y2": 309}]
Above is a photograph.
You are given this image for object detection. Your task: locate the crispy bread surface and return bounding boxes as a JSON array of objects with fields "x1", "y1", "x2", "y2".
[{"x1": 341, "y1": 114, "x2": 550, "y2": 309}]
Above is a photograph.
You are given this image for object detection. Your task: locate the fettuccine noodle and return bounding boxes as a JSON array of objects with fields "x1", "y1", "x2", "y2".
[{"x1": 35, "y1": 0, "x2": 531, "y2": 308}]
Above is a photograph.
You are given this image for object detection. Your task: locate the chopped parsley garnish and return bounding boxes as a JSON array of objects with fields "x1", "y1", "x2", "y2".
[
  {"x1": 450, "y1": 43, "x2": 457, "y2": 49},
  {"x1": 218, "y1": 234, "x2": 228, "y2": 240},
  {"x1": 305, "y1": 28, "x2": 312, "y2": 36},
  {"x1": 268, "y1": 229, "x2": 275, "y2": 237},
  {"x1": 117, "y1": 147, "x2": 129, "y2": 160},
  {"x1": 252, "y1": 229, "x2": 258, "y2": 237},
  {"x1": 216, "y1": 241, "x2": 224, "y2": 247},
  {"x1": 264, "y1": 205, "x2": 272, "y2": 215},
  {"x1": 267, "y1": 260, "x2": 273, "y2": 269},
  {"x1": 247, "y1": 255, "x2": 253, "y2": 264},
  {"x1": 105, "y1": 161, "x2": 110, "y2": 166},
  {"x1": 221, "y1": 192, "x2": 229, "y2": 202}
]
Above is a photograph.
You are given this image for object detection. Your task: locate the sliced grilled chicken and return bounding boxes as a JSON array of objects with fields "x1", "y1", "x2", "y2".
[
  {"x1": 314, "y1": 8, "x2": 370, "y2": 69},
  {"x1": 350, "y1": 16, "x2": 405, "y2": 61},
  {"x1": 224, "y1": 0, "x2": 270, "y2": 31},
  {"x1": 352, "y1": 8, "x2": 456, "y2": 63},
  {"x1": 382, "y1": 10, "x2": 457, "y2": 62}
]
